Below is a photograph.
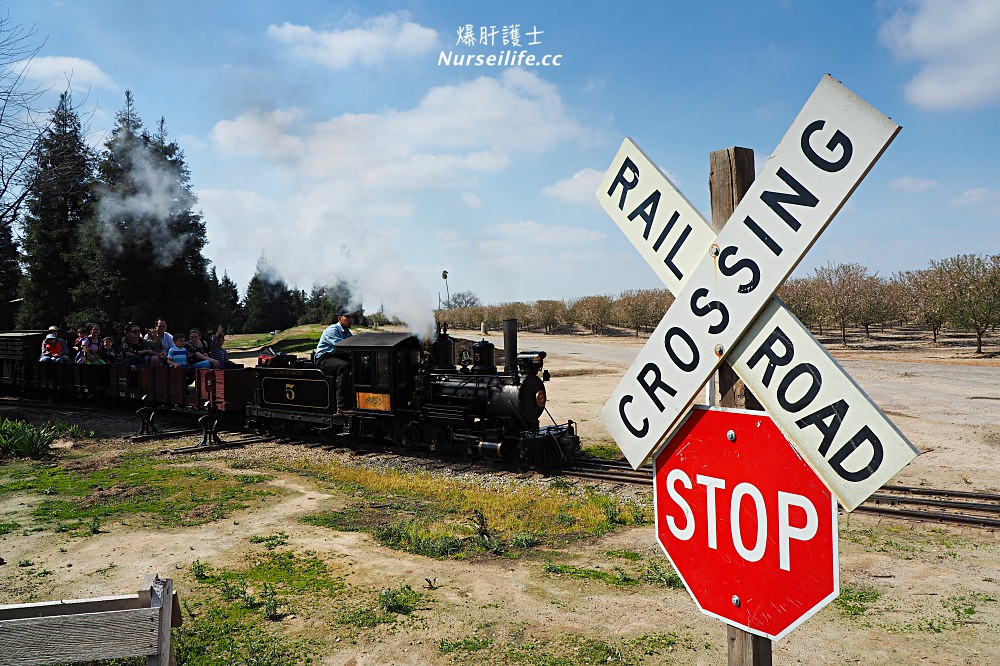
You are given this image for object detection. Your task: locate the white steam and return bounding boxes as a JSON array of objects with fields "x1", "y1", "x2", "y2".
[{"x1": 97, "y1": 137, "x2": 196, "y2": 267}]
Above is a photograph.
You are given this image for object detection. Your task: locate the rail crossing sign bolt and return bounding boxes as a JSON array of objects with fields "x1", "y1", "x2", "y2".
[
  {"x1": 709, "y1": 245, "x2": 720, "y2": 257},
  {"x1": 727, "y1": 430, "x2": 736, "y2": 442},
  {"x1": 732, "y1": 595, "x2": 741, "y2": 607},
  {"x1": 714, "y1": 344, "x2": 725, "y2": 357}
]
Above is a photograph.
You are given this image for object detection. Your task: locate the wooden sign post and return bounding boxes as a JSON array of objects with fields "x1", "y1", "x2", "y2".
[{"x1": 711, "y1": 146, "x2": 771, "y2": 664}]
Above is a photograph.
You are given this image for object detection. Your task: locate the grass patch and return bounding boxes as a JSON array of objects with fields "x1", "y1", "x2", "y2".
[
  {"x1": 439, "y1": 635, "x2": 493, "y2": 654},
  {"x1": 496, "y1": 631, "x2": 705, "y2": 664},
  {"x1": 174, "y1": 598, "x2": 312, "y2": 665},
  {"x1": 836, "y1": 583, "x2": 882, "y2": 617},
  {"x1": 0, "y1": 521, "x2": 19, "y2": 535},
  {"x1": 581, "y1": 442, "x2": 624, "y2": 461},
  {"x1": 249, "y1": 532, "x2": 289, "y2": 550},
  {"x1": 292, "y1": 458, "x2": 651, "y2": 559},
  {"x1": 543, "y1": 559, "x2": 684, "y2": 590},
  {"x1": 378, "y1": 585, "x2": 423, "y2": 614},
  {"x1": 0, "y1": 451, "x2": 275, "y2": 534},
  {"x1": 604, "y1": 549, "x2": 643, "y2": 561},
  {"x1": 0, "y1": 419, "x2": 56, "y2": 459}
]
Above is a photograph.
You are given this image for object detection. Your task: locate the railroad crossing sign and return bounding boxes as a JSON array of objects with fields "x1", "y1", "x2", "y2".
[
  {"x1": 654, "y1": 406, "x2": 838, "y2": 640},
  {"x1": 598, "y1": 75, "x2": 918, "y2": 511}
]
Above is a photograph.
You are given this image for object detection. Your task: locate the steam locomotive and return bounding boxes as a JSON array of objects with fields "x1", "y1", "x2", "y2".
[{"x1": 0, "y1": 319, "x2": 580, "y2": 466}]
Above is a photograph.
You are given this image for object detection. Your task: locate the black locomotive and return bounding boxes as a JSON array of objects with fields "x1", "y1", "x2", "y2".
[{"x1": 0, "y1": 319, "x2": 580, "y2": 466}]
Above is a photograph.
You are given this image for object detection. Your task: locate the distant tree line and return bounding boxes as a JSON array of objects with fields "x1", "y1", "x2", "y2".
[{"x1": 436, "y1": 255, "x2": 1000, "y2": 354}]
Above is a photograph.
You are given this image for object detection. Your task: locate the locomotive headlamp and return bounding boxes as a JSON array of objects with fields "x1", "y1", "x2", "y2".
[{"x1": 516, "y1": 351, "x2": 546, "y2": 375}]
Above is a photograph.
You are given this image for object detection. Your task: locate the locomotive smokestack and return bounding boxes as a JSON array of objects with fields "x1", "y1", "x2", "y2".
[{"x1": 503, "y1": 318, "x2": 518, "y2": 374}]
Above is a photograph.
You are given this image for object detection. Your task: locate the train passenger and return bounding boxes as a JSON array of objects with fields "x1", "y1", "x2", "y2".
[
  {"x1": 39, "y1": 333, "x2": 69, "y2": 362},
  {"x1": 120, "y1": 324, "x2": 161, "y2": 366},
  {"x1": 72, "y1": 325, "x2": 87, "y2": 357},
  {"x1": 315, "y1": 306, "x2": 354, "y2": 414},
  {"x1": 209, "y1": 332, "x2": 241, "y2": 369},
  {"x1": 186, "y1": 329, "x2": 217, "y2": 369},
  {"x1": 42, "y1": 326, "x2": 70, "y2": 360},
  {"x1": 101, "y1": 336, "x2": 120, "y2": 364},
  {"x1": 76, "y1": 323, "x2": 103, "y2": 363},
  {"x1": 146, "y1": 319, "x2": 174, "y2": 363},
  {"x1": 166, "y1": 332, "x2": 188, "y2": 368}
]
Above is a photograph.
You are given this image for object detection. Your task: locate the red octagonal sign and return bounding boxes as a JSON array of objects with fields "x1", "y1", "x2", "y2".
[{"x1": 654, "y1": 406, "x2": 838, "y2": 640}]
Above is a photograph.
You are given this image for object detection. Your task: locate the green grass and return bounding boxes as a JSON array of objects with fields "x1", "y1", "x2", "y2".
[
  {"x1": 581, "y1": 442, "x2": 625, "y2": 461},
  {"x1": 543, "y1": 559, "x2": 684, "y2": 590},
  {"x1": 836, "y1": 583, "x2": 882, "y2": 617},
  {"x1": 289, "y1": 458, "x2": 651, "y2": 559},
  {"x1": 0, "y1": 419, "x2": 56, "y2": 459},
  {"x1": 0, "y1": 451, "x2": 275, "y2": 534}
]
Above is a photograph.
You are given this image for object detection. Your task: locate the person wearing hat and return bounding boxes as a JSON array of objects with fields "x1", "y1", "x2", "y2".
[
  {"x1": 40, "y1": 326, "x2": 70, "y2": 362},
  {"x1": 40, "y1": 332, "x2": 69, "y2": 363},
  {"x1": 315, "y1": 307, "x2": 355, "y2": 413}
]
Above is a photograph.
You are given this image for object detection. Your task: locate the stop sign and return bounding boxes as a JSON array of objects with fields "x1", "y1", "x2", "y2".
[{"x1": 654, "y1": 406, "x2": 839, "y2": 640}]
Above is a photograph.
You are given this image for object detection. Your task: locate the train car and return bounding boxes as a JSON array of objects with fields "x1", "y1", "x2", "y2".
[{"x1": 0, "y1": 318, "x2": 581, "y2": 468}]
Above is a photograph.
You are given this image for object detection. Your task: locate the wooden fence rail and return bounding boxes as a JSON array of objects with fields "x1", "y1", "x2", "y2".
[{"x1": 0, "y1": 574, "x2": 181, "y2": 666}]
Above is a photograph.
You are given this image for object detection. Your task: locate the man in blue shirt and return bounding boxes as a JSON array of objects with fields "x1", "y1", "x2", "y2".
[{"x1": 315, "y1": 307, "x2": 354, "y2": 413}]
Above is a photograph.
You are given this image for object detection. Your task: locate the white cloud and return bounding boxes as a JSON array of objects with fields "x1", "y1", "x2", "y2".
[
  {"x1": 889, "y1": 176, "x2": 939, "y2": 192},
  {"x1": 461, "y1": 192, "x2": 481, "y2": 208},
  {"x1": 880, "y1": 0, "x2": 1000, "y2": 110},
  {"x1": 16, "y1": 56, "x2": 116, "y2": 92},
  {"x1": 267, "y1": 13, "x2": 438, "y2": 69},
  {"x1": 210, "y1": 70, "x2": 582, "y2": 191},
  {"x1": 210, "y1": 109, "x2": 306, "y2": 161},
  {"x1": 543, "y1": 168, "x2": 603, "y2": 204},
  {"x1": 954, "y1": 187, "x2": 1000, "y2": 206},
  {"x1": 493, "y1": 220, "x2": 605, "y2": 246}
]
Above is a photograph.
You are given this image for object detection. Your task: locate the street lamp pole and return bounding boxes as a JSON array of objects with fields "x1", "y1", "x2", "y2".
[{"x1": 442, "y1": 270, "x2": 450, "y2": 309}]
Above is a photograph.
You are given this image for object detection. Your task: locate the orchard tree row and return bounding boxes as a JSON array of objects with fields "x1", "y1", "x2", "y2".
[{"x1": 436, "y1": 255, "x2": 1000, "y2": 353}]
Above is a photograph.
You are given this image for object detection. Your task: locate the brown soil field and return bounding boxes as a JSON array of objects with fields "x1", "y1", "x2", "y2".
[{"x1": 1, "y1": 325, "x2": 999, "y2": 665}]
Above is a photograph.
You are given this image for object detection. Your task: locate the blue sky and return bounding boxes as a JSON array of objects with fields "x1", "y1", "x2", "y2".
[{"x1": 10, "y1": 0, "x2": 1000, "y2": 327}]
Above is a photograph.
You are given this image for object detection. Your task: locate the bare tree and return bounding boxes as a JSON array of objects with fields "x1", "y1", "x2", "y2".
[
  {"x1": 0, "y1": 13, "x2": 51, "y2": 229},
  {"x1": 935, "y1": 253, "x2": 1000, "y2": 354}
]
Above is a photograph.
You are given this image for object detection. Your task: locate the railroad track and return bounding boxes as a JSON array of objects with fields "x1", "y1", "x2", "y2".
[{"x1": 566, "y1": 456, "x2": 1000, "y2": 530}]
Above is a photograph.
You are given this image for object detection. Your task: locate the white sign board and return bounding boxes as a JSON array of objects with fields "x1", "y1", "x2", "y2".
[
  {"x1": 598, "y1": 132, "x2": 918, "y2": 511},
  {"x1": 601, "y1": 75, "x2": 902, "y2": 481}
]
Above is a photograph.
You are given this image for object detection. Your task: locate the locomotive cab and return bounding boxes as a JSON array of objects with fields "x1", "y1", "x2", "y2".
[{"x1": 336, "y1": 332, "x2": 422, "y2": 415}]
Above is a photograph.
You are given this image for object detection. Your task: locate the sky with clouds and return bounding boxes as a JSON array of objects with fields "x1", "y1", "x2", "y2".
[{"x1": 8, "y1": 0, "x2": 1000, "y2": 326}]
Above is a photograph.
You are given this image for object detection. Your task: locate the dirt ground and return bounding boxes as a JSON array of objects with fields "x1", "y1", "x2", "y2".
[{"x1": 2, "y1": 327, "x2": 1000, "y2": 665}]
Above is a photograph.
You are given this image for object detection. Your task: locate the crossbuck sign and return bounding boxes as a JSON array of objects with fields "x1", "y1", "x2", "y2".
[{"x1": 599, "y1": 75, "x2": 919, "y2": 511}]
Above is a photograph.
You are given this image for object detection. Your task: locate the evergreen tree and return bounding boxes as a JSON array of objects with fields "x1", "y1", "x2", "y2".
[
  {"x1": 77, "y1": 92, "x2": 210, "y2": 333},
  {"x1": 0, "y1": 219, "x2": 17, "y2": 328},
  {"x1": 243, "y1": 255, "x2": 297, "y2": 333},
  {"x1": 214, "y1": 271, "x2": 244, "y2": 333},
  {"x1": 17, "y1": 92, "x2": 94, "y2": 329}
]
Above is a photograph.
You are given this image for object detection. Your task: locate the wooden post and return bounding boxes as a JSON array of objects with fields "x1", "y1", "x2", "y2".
[{"x1": 710, "y1": 146, "x2": 772, "y2": 666}]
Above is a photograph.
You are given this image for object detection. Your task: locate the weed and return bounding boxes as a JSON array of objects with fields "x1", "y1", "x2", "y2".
[
  {"x1": 259, "y1": 583, "x2": 284, "y2": 621},
  {"x1": 17, "y1": 559, "x2": 33, "y2": 567},
  {"x1": 836, "y1": 583, "x2": 881, "y2": 617},
  {"x1": 45, "y1": 421, "x2": 94, "y2": 439},
  {"x1": 378, "y1": 585, "x2": 422, "y2": 615},
  {"x1": 605, "y1": 549, "x2": 642, "y2": 561},
  {"x1": 944, "y1": 593, "x2": 994, "y2": 623},
  {"x1": 87, "y1": 516, "x2": 102, "y2": 535},
  {"x1": 511, "y1": 532, "x2": 540, "y2": 548},
  {"x1": 643, "y1": 560, "x2": 685, "y2": 589},
  {"x1": 0, "y1": 419, "x2": 56, "y2": 459},
  {"x1": 439, "y1": 636, "x2": 492, "y2": 654},
  {"x1": 191, "y1": 559, "x2": 210, "y2": 581},
  {"x1": 0, "y1": 521, "x2": 19, "y2": 536},
  {"x1": 550, "y1": 478, "x2": 573, "y2": 490},
  {"x1": 218, "y1": 578, "x2": 252, "y2": 604},
  {"x1": 543, "y1": 561, "x2": 638, "y2": 588},
  {"x1": 338, "y1": 607, "x2": 390, "y2": 627},
  {"x1": 249, "y1": 532, "x2": 289, "y2": 550},
  {"x1": 174, "y1": 599, "x2": 311, "y2": 665},
  {"x1": 581, "y1": 443, "x2": 623, "y2": 460}
]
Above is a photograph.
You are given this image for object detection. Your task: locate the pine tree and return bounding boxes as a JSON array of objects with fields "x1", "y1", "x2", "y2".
[
  {"x1": 79, "y1": 92, "x2": 211, "y2": 333},
  {"x1": 0, "y1": 219, "x2": 17, "y2": 328},
  {"x1": 17, "y1": 92, "x2": 94, "y2": 329},
  {"x1": 215, "y1": 271, "x2": 244, "y2": 332}
]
